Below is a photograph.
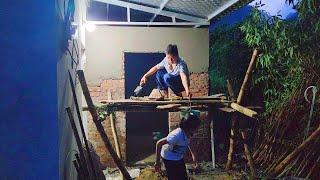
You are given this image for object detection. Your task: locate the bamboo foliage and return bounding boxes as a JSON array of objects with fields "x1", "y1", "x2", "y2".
[{"x1": 239, "y1": 0, "x2": 320, "y2": 178}]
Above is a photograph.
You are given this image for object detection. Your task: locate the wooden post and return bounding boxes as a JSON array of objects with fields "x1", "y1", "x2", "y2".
[
  {"x1": 66, "y1": 108, "x2": 89, "y2": 178},
  {"x1": 110, "y1": 113, "x2": 121, "y2": 159},
  {"x1": 227, "y1": 80, "x2": 235, "y2": 101},
  {"x1": 68, "y1": 70, "x2": 97, "y2": 179},
  {"x1": 208, "y1": 107, "x2": 216, "y2": 169},
  {"x1": 77, "y1": 70, "x2": 132, "y2": 180},
  {"x1": 225, "y1": 79, "x2": 236, "y2": 170},
  {"x1": 225, "y1": 49, "x2": 258, "y2": 175},
  {"x1": 241, "y1": 130, "x2": 256, "y2": 175},
  {"x1": 271, "y1": 123, "x2": 320, "y2": 177},
  {"x1": 108, "y1": 90, "x2": 123, "y2": 179},
  {"x1": 107, "y1": 90, "x2": 122, "y2": 159},
  {"x1": 237, "y1": 49, "x2": 258, "y2": 104},
  {"x1": 225, "y1": 117, "x2": 236, "y2": 170}
]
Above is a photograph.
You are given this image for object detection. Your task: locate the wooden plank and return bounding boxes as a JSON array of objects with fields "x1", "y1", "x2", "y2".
[
  {"x1": 156, "y1": 104, "x2": 182, "y2": 109},
  {"x1": 68, "y1": 70, "x2": 96, "y2": 179},
  {"x1": 84, "y1": 106, "x2": 210, "y2": 112},
  {"x1": 83, "y1": 103, "x2": 215, "y2": 112},
  {"x1": 129, "y1": 94, "x2": 226, "y2": 101},
  {"x1": 66, "y1": 108, "x2": 89, "y2": 178},
  {"x1": 73, "y1": 160, "x2": 84, "y2": 180},
  {"x1": 218, "y1": 107, "x2": 235, "y2": 113},
  {"x1": 230, "y1": 103, "x2": 257, "y2": 118},
  {"x1": 75, "y1": 153, "x2": 86, "y2": 179},
  {"x1": 77, "y1": 70, "x2": 132, "y2": 180},
  {"x1": 100, "y1": 99, "x2": 231, "y2": 105}
]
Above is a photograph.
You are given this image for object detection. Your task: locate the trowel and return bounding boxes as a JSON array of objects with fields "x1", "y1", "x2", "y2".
[{"x1": 133, "y1": 83, "x2": 146, "y2": 97}]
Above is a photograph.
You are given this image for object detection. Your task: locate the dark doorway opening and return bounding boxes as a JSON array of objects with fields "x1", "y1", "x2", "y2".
[{"x1": 124, "y1": 52, "x2": 168, "y2": 165}]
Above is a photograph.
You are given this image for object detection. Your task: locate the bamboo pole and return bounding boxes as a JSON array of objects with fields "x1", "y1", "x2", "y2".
[
  {"x1": 107, "y1": 90, "x2": 123, "y2": 179},
  {"x1": 225, "y1": 80, "x2": 238, "y2": 170},
  {"x1": 225, "y1": 49, "x2": 258, "y2": 174},
  {"x1": 237, "y1": 49, "x2": 258, "y2": 104},
  {"x1": 306, "y1": 155, "x2": 320, "y2": 179},
  {"x1": 107, "y1": 91, "x2": 122, "y2": 162},
  {"x1": 110, "y1": 113, "x2": 123, "y2": 179},
  {"x1": 225, "y1": 123, "x2": 236, "y2": 170},
  {"x1": 271, "y1": 123, "x2": 320, "y2": 177},
  {"x1": 227, "y1": 80, "x2": 235, "y2": 101},
  {"x1": 241, "y1": 130, "x2": 256, "y2": 176},
  {"x1": 77, "y1": 70, "x2": 132, "y2": 180}
]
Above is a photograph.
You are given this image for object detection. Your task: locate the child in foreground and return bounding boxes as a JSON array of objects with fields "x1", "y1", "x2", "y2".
[{"x1": 154, "y1": 113, "x2": 200, "y2": 180}]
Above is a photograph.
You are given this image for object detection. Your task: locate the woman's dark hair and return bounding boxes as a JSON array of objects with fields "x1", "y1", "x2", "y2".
[
  {"x1": 179, "y1": 113, "x2": 200, "y2": 132},
  {"x1": 166, "y1": 44, "x2": 179, "y2": 57}
]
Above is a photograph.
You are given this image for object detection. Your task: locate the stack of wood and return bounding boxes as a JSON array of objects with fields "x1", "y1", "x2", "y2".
[
  {"x1": 252, "y1": 76, "x2": 320, "y2": 179},
  {"x1": 223, "y1": 49, "x2": 320, "y2": 179}
]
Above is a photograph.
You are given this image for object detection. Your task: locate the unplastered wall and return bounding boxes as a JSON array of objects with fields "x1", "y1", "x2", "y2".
[{"x1": 85, "y1": 26, "x2": 209, "y2": 85}]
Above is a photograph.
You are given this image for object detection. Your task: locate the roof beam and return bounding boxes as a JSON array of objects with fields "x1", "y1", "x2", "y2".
[
  {"x1": 86, "y1": 20, "x2": 209, "y2": 26},
  {"x1": 127, "y1": 5, "x2": 130, "y2": 22},
  {"x1": 94, "y1": 0, "x2": 208, "y2": 23},
  {"x1": 207, "y1": 0, "x2": 239, "y2": 20},
  {"x1": 150, "y1": 0, "x2": 171, "y2": 22}
]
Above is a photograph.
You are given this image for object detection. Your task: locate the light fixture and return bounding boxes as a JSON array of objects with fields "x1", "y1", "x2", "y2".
[{"x1": 85, "y1": 22, "x2": 96, "y2": 32}]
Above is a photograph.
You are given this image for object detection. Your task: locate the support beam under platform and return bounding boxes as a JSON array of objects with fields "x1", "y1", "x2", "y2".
[
  {"x1": 83, "y1": 98, "x2": 259, "y2": 118},
  {"x1": 83, "y1": 96, "x2": 232, "y2": 113}
]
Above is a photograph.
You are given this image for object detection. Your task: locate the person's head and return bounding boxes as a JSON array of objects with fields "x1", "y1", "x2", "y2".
[
  {"x1": 165, "y1": 44, "x2": 179, "y2": 65},
  {"x1": 179, "y1": 112, "x2": 201, "y2": 137}
]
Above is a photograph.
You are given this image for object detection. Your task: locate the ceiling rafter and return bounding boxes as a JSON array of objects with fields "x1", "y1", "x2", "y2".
[
  {"x1": 150, "y1": 0, "x2": 171, "y2": 22},
  {"x1": 207, "y1": 0, "x2": 240, "y2": 20},
  {"x1": 94, "y1": 0, "x2": 208, "y2": 23},
  {"x1": 86, "y1": 20, "x2": 209, "y2": 26}
]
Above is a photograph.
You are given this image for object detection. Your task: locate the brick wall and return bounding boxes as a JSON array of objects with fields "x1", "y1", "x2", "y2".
[
  {"x1": 87, "y1": 79, "x2": 126, "y2": 167},
  {"x1": 87, "y1": 72, "x2": 211, "y2": 167},
  {"x1": 169, "y1": 72, "x2": 212, "y2": 162}
]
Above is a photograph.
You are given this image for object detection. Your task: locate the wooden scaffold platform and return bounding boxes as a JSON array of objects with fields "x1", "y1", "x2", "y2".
[{"x1": 67, "y1": 49, "x2": 259, "y2": 180}]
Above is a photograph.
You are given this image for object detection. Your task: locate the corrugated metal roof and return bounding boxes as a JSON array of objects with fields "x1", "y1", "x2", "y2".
[
  {"x1": 127, "y1": 0, "x2": 251, "y2": 19},
  {"x1": 89, "y1": 0, "x2": 252, "y2": 26}
]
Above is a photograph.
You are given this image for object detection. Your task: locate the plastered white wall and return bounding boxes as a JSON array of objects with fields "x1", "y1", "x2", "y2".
[{"x1": 85, "y1": 26, "x2": 209, "y2": 85}]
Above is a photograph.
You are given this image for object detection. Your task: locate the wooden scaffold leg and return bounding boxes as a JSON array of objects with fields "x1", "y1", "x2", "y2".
[
  {"x1": 225, "y1": 49, "x2": 258, "y2": 177},
  {"x1": 77, "y1": 70, "x2": 132, "y2": 180}
]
